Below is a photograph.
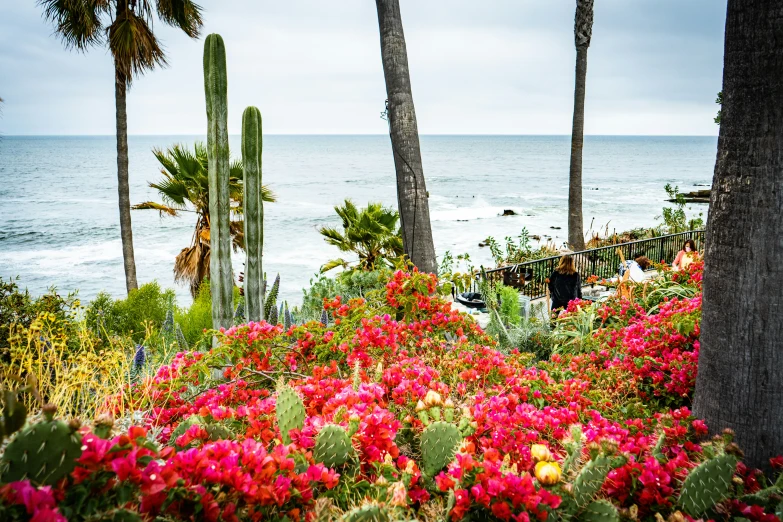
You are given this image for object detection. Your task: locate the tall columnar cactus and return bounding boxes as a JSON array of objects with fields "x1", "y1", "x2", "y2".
[
  {"x1": 242, "y1": 106, "x2": 264, "y2": 322},
  {"x1": 420, "y1": 421, "x2": 462, "y2": 477},
  {"x1": 276, "y1": 384, "x2": 305, "y2": 445},
  {"x1": 204, "y1": 33, "x2": 233, "y2": 332},
  {"x1": 314, "y1": 424, "x2": 355, "y2": 468},
  {"x1": 0, "y1": 405, "x2": 82, "y2": 485}
]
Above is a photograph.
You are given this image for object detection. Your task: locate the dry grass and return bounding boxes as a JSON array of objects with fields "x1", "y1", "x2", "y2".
[{"x1": 2, "y1": 312, "x2": 133, "y2": 420}]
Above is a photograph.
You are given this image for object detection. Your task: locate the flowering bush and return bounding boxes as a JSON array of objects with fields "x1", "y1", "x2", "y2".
[{"x1": 2, "y1": 266, "x2": 782, "y2": 521}]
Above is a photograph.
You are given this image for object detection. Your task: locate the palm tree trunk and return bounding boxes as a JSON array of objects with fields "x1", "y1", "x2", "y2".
[
  {"x1": 114, "y1": 65, "x2": 138, "y2": 293},
  {"x1": 375, "y1": 0, "x2": 437, "y2": 274},
  {"x1": 568, "y1": 46, "x2": 588, "y2": 251},
  {"x1": 692, "y1": 0, "x2": 783, "y2": 471}
]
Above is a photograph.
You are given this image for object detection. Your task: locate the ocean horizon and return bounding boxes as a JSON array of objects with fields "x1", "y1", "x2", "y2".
[{"x1": 0, "y1": 134, "x2": 716, "y2": 308}]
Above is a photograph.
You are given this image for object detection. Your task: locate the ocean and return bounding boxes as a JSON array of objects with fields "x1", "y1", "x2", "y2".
[{"x1": 0, "y1": 135, "x2": 716, "y2": 308}]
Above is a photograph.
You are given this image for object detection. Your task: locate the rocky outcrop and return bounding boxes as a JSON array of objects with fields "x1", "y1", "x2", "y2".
[{"x1": 668, "y1": 189, "x2": 710, "y2": 204}]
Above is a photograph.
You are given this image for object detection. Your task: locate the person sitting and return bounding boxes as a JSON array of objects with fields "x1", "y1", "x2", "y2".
[
  {"x1": 548, "y1": 254, "x2": 582, "y2": 312},
  {"x1": 673, "y1": 239, "x2": 699, "y2": 270},
  {"x1": 618, "y1": 253, "x2": 653, "y2": 283}
]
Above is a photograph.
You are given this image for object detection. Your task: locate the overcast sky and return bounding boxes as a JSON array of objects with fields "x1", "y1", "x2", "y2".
[{"x1": 0, "y1": 1, "x2": 727, "y2": 136}]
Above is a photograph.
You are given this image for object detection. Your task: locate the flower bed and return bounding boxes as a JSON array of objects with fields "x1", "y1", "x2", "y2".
[{"x1": 1, "y1": 263, "x2": 781, "y2": 521}]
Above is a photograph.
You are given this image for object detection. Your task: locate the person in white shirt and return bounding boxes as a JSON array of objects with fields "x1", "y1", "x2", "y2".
[{"x1": 618, "y1": 255, "x2": 652, "y2": 282}]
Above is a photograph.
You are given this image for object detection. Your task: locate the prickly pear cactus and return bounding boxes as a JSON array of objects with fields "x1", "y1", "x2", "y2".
[
  {"x1": 562, "y1": 425, "x2": 583, "y2": 475},
  {"x1": 573, "y1": 454, "x2": 613, "y2": 507},
  {"x1": 420, "y1": 421, "x2": 462, "y2": 477},
  {"x1": 579, "y1": 499, "x2": 619, "y2": 522},
  {"x1": 678, "y1": 454, "x2": 737, "y2": 516},
  {"x1": 340, "y1": 503, "x2": 389, "y2": 522},
  {"x1": 652, "y1": 432, "x2": 666, "y2": 463},
  {"x1": 169, "y1": 415, "x2": 206, "y2": 446},
  {"x1": 314, "y1": 424, "x2": 354, "y2": 468},
  {"x1": 1, "y1": 390, "x2": 27, "y2": 440},
  {"x1": 276, "y1": 385, "x2": 305, "y2": 445},
  {"x1": 0, "y1": 405, "x2": 82, "y2": 485}
]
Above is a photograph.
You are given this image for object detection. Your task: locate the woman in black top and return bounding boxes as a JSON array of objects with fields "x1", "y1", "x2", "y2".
[{"x1": 548, "y1": 254, "x2": 582, "y2": 311}]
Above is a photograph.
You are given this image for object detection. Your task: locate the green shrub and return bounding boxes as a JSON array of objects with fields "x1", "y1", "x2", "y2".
[
  {"x1": 0, "y1": 277, "x2": 78, "y2": 362},
  {"x1": 295, "y1": 270, "x2": 389, "y2": 323},
  {"x1": 85, "y1": 282, "x2": 174, "y2": 342},
  {"x1": 175, "y1": 280, "x2": 213, "y2": 349},
  {"x1": 499, "y1": 285, "x2": 522, "y2": 327}
]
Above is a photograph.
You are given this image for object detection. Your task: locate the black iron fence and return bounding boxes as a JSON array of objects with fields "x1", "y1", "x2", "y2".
[{"x1": 474, "y1": 230, "x2": 705, "y2": 300}]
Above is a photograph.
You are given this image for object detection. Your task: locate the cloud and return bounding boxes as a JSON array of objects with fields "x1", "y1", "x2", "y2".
[{"x1": 0, "y1": 0, "x2": 726, "y2": 135}]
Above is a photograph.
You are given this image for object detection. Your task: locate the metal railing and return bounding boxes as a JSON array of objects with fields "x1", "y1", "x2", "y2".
[{"x1": 473, "y1": 230, "x2": 705, "y2": 300}]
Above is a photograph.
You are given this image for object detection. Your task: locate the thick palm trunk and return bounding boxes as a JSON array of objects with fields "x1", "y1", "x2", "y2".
[
  {"x1": 692, "y1": 0, "x2": 783, "y2": 471},
  {"x1": 568, "y1": 47, "x2": 588, "y2": 251},
  {"x1": 114, "y1": 66, "x2": 138, "y2": 293},
  {"x1": 375, "y1": 0, "x2": 437, "y2": 274}
]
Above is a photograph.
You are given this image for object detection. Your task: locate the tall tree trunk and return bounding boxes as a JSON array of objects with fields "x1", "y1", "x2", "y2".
[
  {"x1": 568, "y1": 0, "x2": 594, "y2": 251},
  {"x1": 692, "y1": 0, "x2": 783, "y2": 471},
  {"x1": 568, "y1": 46, "x2": 588, "y2": 251},
  {"x1": 375, "y1": 0, "x2": 437, "y2": 274},
  {"x1": 114, "y1": 65, "x2": 138, "y2": 294}
]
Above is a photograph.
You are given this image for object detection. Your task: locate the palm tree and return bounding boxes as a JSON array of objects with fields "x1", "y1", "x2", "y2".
[
  {"x1": 319, "y1": 200, "x2": 404, "y2": 274},
  {"x1": 567, "y1": 0, "x2": 594, "y2": 251},
  {"x1": 133, "y1": 143, "x2": 275, "y2": 297},
  {"x1": 374, "y1": 0, "x2": 437, "y2": 274},
  {"x1": 693, "y1": 0, "x2": 783, "y2": 470},
  {"x1": 39, "y1": 0, "x2": 203, "y2": 294}
]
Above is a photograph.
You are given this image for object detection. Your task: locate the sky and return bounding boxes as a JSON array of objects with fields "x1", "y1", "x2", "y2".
[{"x1": 0, "y1": 0, "x2": 727, "y2": 136}]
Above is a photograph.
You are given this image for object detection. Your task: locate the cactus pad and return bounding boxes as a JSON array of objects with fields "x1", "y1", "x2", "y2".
[
  {"x1": 573, "y1": 455, "x2": 613, "y2": 507},
  {"x1": 314, "y1": 424, "x2": 354, "y2": 468},
  {"x1": 678, "y1": 454, "x2": 737, "y2": 516},
  {"x1": 579, "y1": 500, "x2": 619, "y2": 522},
  {"x1": 652, "y1": 432, "x2": 666, "y2": 463},
  {"x1": 276, "y1": 385, "x2": 305, "y2": 445},
  {"x1": 169, "y1": 415, "x2": 206, "y2": 446},
  {"x1": 0, "y1": 415, "x2": 82, "y2": 485},
  {"x1": 1, "y1": 391, "x2": 27, "y2": 440},
  {"x1": 340, "y1": 503, "x2": 389, "y2": 522},
  {"x1": 420, "y1": 421, "x2": 462, "y2": 477}
]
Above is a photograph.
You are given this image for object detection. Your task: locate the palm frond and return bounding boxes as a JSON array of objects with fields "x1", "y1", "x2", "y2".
[
  {"x1": 149, "y1": 177, "x2": 190, "y2": 207},
  {"x1": 261, "y1": 185, "x2": 276, "y2": 203},
  {"x1": 132, "y1": 201, "x2": 180, "y2": 217},
  {"x1": 109, "y1": 7, "x2": 166, "y2": 81},
  {"x1": 38, "y1": 0, "x2": 107, "y2": 50},
  {"x1": 155, "y1": 0, "x2": 203, "y2": 37},
  {"x1": 230, "y1": 220, "x2": 244, "y2": 252},
  {"x1": 321, "y1": 258, "x2": 350, "y2": 274},
  {"x1": 319, "y1": 227, "x2": 350, "y2": 250},
  {"x1": 174, "y1": 242, "x2": 209, "y2": 298}
]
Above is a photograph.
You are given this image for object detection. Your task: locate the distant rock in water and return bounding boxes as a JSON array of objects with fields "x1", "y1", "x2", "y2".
[
  {"x1": 550, "y1": 226, "x2": 561, "y2": 230},
  {"x1": 501, "y1": 209, "x2": 517, "y2": 216},
  {"x1": 669, "y1": 188, "x2": 711, "y2": 204}
]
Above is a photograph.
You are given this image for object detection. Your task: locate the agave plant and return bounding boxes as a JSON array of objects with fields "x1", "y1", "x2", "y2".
[
  {"x1": 318, "y1": 200, "x2": 404, "y2": 274},
  {"x1": 133, "y1": 142, "x2": 275, "y2": 296}
]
